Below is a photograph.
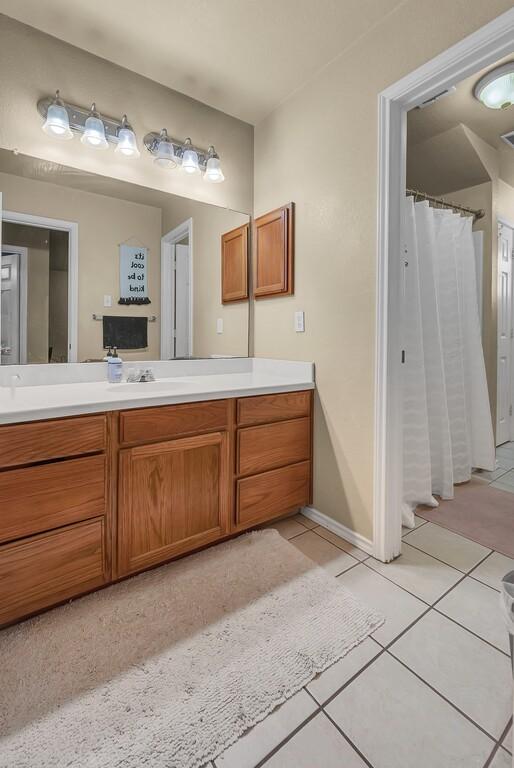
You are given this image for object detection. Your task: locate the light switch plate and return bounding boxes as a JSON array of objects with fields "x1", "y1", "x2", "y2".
[
  {"x1": 294, "y1": 310, "x2": 305, "y2": 332},
  {"x1": 216, "y1": 318, "x2": 223, "y2": 334},
  {"x1": 103, "y1": 294, "x2": 112, "y2": 308}
]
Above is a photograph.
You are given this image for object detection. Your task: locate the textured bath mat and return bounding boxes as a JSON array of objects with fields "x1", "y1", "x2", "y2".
[{"x1": 0, "y1": 529, "x2": 382, "y2": 768}]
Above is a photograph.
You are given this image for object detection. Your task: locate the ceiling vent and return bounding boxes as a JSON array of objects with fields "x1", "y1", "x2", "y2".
[{"x1": 501, "y1": 130, "x2": 514, "y2": 148}]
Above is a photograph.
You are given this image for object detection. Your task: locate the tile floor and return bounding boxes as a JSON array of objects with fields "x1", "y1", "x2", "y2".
[
  {"x1": 475, "y1": 441, "x2": 514, "y2": 493},
  {"x1": 210, "y1": 511, "x2": 513, "y2": 768}
]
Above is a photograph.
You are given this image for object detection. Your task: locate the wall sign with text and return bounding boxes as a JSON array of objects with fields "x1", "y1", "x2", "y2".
[{"x1": 119, "y1": 245, "x2": 151, "y2": 305}]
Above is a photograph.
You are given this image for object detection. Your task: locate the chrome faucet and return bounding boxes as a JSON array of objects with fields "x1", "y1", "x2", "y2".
[
  {"x1": 10, "y1": 373, "x2": 21, "y2": 397},
  {"x1": 127, "y1": 367, "x2": 156, "y2": 383}
]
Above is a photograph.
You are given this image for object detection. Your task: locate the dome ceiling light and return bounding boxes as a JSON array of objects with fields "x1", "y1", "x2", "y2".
[{"x1": 474, "y1": 62, "x2": 514, "y2": 109}]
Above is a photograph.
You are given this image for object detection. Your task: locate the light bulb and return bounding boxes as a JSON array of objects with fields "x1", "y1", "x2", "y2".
[
  {"x1": 153, "y1": 129, "x2": 177, "y2": 168},
  {"x1": 42, "y1": 91, "x2": 73, "y2": 140},
  {"x1": 204, "y1": 147, "x2": 224, "y2": 182},
  {"x1": 81, "y1": 104, "x2": 108, "y2": 149},
  {"x1": 115, "y1": 116, "x2": 140, "y2": 158},
  {"x1": 181, "y1": 138, "x2": 199, "y2": 174}
]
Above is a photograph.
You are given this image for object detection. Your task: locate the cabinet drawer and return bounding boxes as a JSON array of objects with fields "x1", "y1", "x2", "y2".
[
  {"x1": 237, "y1": 461, "x2": 311, "y2": 526},
  {"x1": 237, "y1": 391, "x2": 311, "y2": 427},
  {"x1": 0, "y1": 414, "x2": 106, "y2": 469},
  {"x1": 237, "y1": 417, "x2": 311, "y2": 476},
  {"x1": 0, "y1": 518, "x2": 106, "y2": 626},
  {"x1": 120, "y1": 399, "x2": 229, "y2": 445},
  {"x1": 0, "y1": 455, "x2": 106, "y2": 544}
]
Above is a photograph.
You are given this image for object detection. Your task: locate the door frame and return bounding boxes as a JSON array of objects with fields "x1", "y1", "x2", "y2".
[
  {"x1": 1, "y1": 244, "x2": 28, "y2": 363},
  {"x1": 497, "y1": 216, "x2": 514, "y2": 444},
  {"x1": 160, "y1": 218, "x2": 193, "y2": 359},
  {"x1": 2, "y1": 210, "x2": 78, "y2": 363},
  {"x1": 374, "y1": 7, "x2": 514, "y2": 561}
]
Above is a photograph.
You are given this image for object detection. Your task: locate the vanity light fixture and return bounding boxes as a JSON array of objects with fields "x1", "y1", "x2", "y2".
[
  {"x1": 204, "y1": 146, "x2": 225, "y2": 183},
  {"x1": 41, "y1": 90, "x2": 73, "y2": 140},
  {"x1": 81, "y1": 103, "x2": 109, "y2": 149},
  {"x1": 153, "y1": 129, "x2": 178, "y2": 168},
  {"x1": 38, "y1": 91, "x2": 139, "y2": 160},
  {"x1": 181, "y1": 138, "x2": 200, "y2": 174},
  {"x1": 474, "y1": 62, "x2": 514, "y2": 109},
  {"x1": 115, "y1": 115, "x2": 140, "y2": 158},
  {"x1": 144, "y1": 131, "x2": 225, "y2": 182}
]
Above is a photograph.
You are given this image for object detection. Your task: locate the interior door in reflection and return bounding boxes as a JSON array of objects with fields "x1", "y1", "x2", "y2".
[{"x1": 1, "y1": 248, "x2": 24, "y2": 365}]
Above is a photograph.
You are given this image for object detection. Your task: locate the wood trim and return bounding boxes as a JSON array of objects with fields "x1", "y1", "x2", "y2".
[
  {"x1": 119, "y1": 399, "x2": 229, "y2": 446},
  {"x1": 236, "y1": 390, "x2": 311, "y2": 427},
  {"x1": 253, "y1": 202, "x2": 294, "y2": 298},
  {"x1": 221, "y1": 223, "x2": 249, "y2": 303},
  {"x1": 106, "y1": 411, "x2": 119, "y2": 580}
]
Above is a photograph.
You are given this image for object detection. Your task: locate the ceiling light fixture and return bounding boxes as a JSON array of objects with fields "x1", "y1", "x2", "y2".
[
  {"x1": 153, "y1": 128, "x2": 178, "y2": 168},
  {"x1": 144, "y1": 131, "x2": 224, "y2": 181},
  {"x1": 115, "y1": 115, "x2": 140, "y2": 158},
  {"x1": 41, "y1": 90, "x2": 73, "y2": 140},
  {"x1": 474, "y1": 62, "x2": 514, "y2": 109},
  {"x1": 204, "y1": 146, "x2": 225, "y2": 183}
]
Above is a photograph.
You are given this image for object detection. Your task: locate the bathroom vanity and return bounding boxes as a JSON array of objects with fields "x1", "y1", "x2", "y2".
[{"x1": 0, "y1": 359, "x2": 314, "y2": 626}]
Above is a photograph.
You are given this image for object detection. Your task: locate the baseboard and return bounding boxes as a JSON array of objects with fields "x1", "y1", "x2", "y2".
[{"x1": 300, "y1": 506, "x2": 374, "y2": 556}]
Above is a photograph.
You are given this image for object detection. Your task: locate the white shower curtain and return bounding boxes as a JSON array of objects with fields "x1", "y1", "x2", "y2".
[{"x1": 401, "y1": 197, "x2": 495, "y2": 528}]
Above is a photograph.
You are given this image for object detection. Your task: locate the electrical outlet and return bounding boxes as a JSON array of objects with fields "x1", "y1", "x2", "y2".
[
  {"x1": 103, "y1": 294, "x2": 112, "y2": 308},
  {"x1": 216, "y1": 318, "x2": 223, "y2": 334},
  {"x1": 294, "y1": 310, "x2": 305, "y2": 332}
]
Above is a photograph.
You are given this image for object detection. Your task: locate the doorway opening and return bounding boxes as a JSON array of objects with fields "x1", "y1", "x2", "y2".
[
  {"x1": 375, "y1": 8, "x2": 514, "y2": 562},
  {"x1": 160, "y1": 218, "x2": 193, "y2": 360},
  {"x1": 0, "y1": 211, "x2": 78, "y2": 364}
]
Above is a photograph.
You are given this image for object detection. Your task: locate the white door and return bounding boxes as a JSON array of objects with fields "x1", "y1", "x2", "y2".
[
  {"x1": 1, "y1": 251, "x2": 20, "y2": 365},
  {"x1": 496, "y1": 222, "x2": 513, "y2": 446},
  {"x1": 174, "y1": 243, "x2": 191, "y2": 358}
]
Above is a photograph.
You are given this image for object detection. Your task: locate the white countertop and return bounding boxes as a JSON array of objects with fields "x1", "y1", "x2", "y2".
[{"x1": 0, "y1": 358, "x2": 315, "y2": 424}]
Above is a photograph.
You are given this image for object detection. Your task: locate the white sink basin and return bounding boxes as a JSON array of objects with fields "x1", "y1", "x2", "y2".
[{"x1": 107, "y1": 380, "x2": 187, "y2": 394}]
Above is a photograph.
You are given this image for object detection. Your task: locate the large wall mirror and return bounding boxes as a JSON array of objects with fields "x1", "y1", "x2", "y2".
[{"x1": 0, "y1": 149, "x2": 250, "y2": 365}]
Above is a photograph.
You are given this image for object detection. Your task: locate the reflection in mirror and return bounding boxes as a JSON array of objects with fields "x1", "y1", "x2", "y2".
[{"x1": 0, "y1": 149, "x2": 250, "y2": 365}]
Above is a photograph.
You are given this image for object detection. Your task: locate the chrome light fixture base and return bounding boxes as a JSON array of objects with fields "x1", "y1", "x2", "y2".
[{"x1": 37, "y1": 96, "x2": 127, "y2": 145}]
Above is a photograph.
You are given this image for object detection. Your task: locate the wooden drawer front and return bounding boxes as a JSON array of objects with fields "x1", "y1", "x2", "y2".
[
  {"x1": 238, "y1": 417, "x2": 311, "y2": 476},
  {"x1": 0, "y1": 518, "x2": 106, "y2": 626},
  {"x1": 120, "y1": 399, "x2": 229, "y2": 445},
  {"x1": 0, "y1": 455, "x2": 106, "y2": 545},
  {"x1": 237, "y1": 391, "x2": 311, "y2": 427},
  {"x1": 0, "y1": 414, "x2": 106, "y2": 469},
  {"x1": 237, "y1": 461, "x2": 310, "y2": 526}
]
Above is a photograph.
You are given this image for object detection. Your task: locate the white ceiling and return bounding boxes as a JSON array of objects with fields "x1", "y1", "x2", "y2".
[{"x1": 0, "y1": 0, "x2": 404, "y2": 125}]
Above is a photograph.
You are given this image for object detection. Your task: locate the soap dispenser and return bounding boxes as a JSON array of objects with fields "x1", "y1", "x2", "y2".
[{"x1": 107, "y1": 347, "x2": 123, "y2": 383}]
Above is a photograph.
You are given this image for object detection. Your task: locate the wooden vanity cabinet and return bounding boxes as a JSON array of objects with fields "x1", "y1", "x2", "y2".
[{"x1": 0, "y1": 390, "x2": 312, "y2": 626}]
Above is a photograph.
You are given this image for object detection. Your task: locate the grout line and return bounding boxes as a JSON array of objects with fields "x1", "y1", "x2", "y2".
[
  {"x1": 482, "y1": 717, "x2": 513, "y2": 768},
  {"x1": 432, "y1": 607, "x2": 511, "y2": 658},
  {"x1": 321, "y1": 708, "x2": 376, "y2": 768},
  {"x1": 468, "y1": 574, "x2": 501, "y2": 593},
  {"x1": 399, "y1": 538, "x2": 470, "y2": 574},
  {"x1": 310, "y1": 525, "x2": 370, "y2": 560},
  {"x1": 386, "y1": 650, "x2": 498, "y2": 744},
  {"x1": 360, "y1": 559, "x2": 432, "y2": 606},
  {"x1": 254, "y1": 707, "x2": 321, "y2": 768}
]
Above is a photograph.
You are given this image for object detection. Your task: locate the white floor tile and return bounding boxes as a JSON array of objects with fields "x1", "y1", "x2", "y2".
[
  {"x1": 290, "y1": 530, "x2": 358, "y2": 576},
  {"x1": 436, "y1": 577, "x2": 510, "y2": 654},
  {"x1": 313, "y1": 526, "x2": 369, "y2": 561},
  {"x1": 366, "y1": 542, "x2": 462, "y2": 604},
  {"x1": 216, "y1": 690, "x2": 316, "y2": 768},
  {"x1": 402, "y1": 515, "x2": 428, "y2": 536},
  {"x1": 264, "y1": 516, "x2": 309, "y2": 540},
  {"x1": 325, "y1": 653, "x2": 493, "y2": 768},
  {"x1": 402, "y1": 523, "x2": 491, "y2": 573},
  {"x1": 471, "y1": 552, "x2": 514, "y2": 592},
  {"x1": 474, "y1": 466, "x2": 510, "y2": 482},
  {"x1": 489, "y1": 747, "x2": 512, "y2": 768},
  {"x1": 263, "y1": 712, "x2": 367, "y2": 767},
  {"x1": 490, "y1": 475, "x2": 514, "y2": 494},
  {"x1": 389, "y1": 611, "x2": 512, "y2": 739},
  {"x1": 307, "y1": 636, "x2": 381, "y2": 704},
  {"x1": 292, "y1": 512, "x2": 317, "y2": 529},
  {"x1": 338, "y1": 563, "x2": 426, "y2": 646},
  {"x1": 503, "y1": 724, "x2": 512, "y2": 754}
]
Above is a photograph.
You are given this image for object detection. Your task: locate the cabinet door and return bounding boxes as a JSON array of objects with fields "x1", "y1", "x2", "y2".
[
  {"x1": 221, "y1": 224, "x2": 249, "y2": 303},
  {"x1": 253, "y1": 203, "x2": 294, "y2": 298},
  {"x1": 117, "y1": 431, "x2": 229, "y2": 576}
]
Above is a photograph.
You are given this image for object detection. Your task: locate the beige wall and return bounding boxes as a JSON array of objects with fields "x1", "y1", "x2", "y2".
[
  {"x1": 1, "y1": 171, "x2": 162, "y2": 361},
  {"x1": 0, "y1": 15, "x2": 253, "y2": 215},
  {"x1": 253, "y1": 0, "x2": 513, "y2": 540},
  {"x1": 162, "y1": 199, "x2": 249, "y2": 357}
]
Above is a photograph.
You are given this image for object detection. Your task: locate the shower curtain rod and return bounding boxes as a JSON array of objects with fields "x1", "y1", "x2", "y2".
[{"x1": 406, "y1": 188, "x2": 485, "y2": 221}]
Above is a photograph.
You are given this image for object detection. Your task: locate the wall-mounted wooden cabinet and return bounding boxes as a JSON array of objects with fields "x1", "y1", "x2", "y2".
[
  {"x1": 221, "y1": 223, "x2": 249, "y2": 303},
  {"x1": 0, "y1": 389, "x2": 312, "y2": 627},
  {"x1": 253, "y1": 203, "x2": 294, "y2": 298}
]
